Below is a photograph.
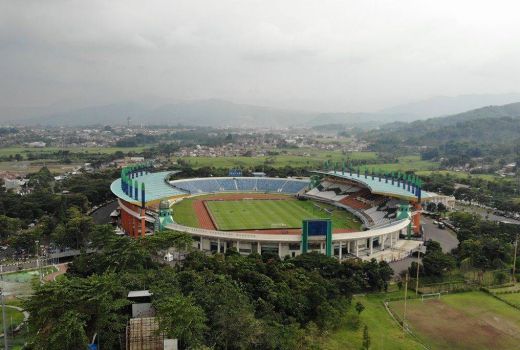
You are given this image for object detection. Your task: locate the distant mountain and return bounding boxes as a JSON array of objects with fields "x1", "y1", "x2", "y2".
[
  {"x1": 366, "y1": 102, "x2": 520, "y2": 147},
  {"x1": 306, "y1": 94, "x2": 520, "y2": 127},
  {"x1": 12, "y1": 99, "x2": 314, "y2": 128},
  {"x1": 24, "y1": 102, "x2": 151, "y2": 126},
  {"x1": 142, "y1": 99, "x2": 312, "y2": 128},
  {"x1": 379, "y1": 93, "x2": 520, "y2": 119},
  {"x1": 2, "y1": 93, "x2": 520, "y2": 128}
]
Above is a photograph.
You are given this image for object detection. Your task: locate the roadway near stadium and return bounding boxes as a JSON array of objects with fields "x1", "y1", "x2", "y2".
[{"x1": 110, "y1": 164, "x2": 455, "y2": 261}]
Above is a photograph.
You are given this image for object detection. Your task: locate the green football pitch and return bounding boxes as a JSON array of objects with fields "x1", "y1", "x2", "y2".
[{"x1": 204, "y1": 199, "x2": 361, "y2": 231}]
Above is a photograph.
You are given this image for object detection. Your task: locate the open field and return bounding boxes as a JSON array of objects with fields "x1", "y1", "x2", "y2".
[
  {"x1": 324, "y1": 289, "x2": 422, "y2": 350},
  {"x1": 388, "y1": 291, "x2": 520, "y2": 350},
  {"x1": 415, "y1": 170, "x2": 504, "y2": 182},
  {"x1": 175, "y1": 153, "x2": 440, "y2": 172},
  {"x1": 0, "y1": 146, "x2": 148, "y2": 157},
  {"x1": 359, "y1": 155, "x2": 439, "y2": 173},
  {"x1": 174, "y1": 151, "x2": 379, "y2": 168},
  {"x1": 0, "y1": 160, "x2": 82, "y2": 175}
]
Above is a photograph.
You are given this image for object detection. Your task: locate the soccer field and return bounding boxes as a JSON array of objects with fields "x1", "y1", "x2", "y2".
[
  {"x1": 388, "y1": 291, "x2": 520, "y2": 350},
  {"x1": 204, "y1": 199, "x2": 359, "y2": 231}
]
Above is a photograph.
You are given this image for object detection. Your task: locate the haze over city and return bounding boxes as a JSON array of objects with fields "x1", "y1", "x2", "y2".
[{"x1": 2, "y1": 0, "x2": 520, "y2": 119}]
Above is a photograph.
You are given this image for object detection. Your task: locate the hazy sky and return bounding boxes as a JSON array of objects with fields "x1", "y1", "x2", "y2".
[{"x1": 2, "y1": 0, "x2": 520, "y2": 112}]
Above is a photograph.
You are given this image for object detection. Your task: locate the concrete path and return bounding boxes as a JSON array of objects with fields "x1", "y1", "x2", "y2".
[{"x1": 43, "y1": 263, "x2": 68, "y2": 282}]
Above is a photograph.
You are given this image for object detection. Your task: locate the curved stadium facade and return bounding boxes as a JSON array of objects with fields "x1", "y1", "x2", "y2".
[{"x1": 111, "y1": 165, "x2": 454, "y2": 261}]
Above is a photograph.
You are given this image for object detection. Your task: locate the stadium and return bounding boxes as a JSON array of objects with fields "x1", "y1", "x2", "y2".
[{"x1": 110, "y1": 163, "x2": 454, "y2": 261}]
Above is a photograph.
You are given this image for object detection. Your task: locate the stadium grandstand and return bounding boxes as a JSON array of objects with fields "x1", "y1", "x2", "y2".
[{"x1": 110, "y1": 162, "x2": 454, "y2": 262}]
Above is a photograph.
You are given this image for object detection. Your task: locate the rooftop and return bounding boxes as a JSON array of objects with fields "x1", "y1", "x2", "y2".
[
  {"x1": 315, "y1": 170, "x2": 435, "y2": 201},
  {"x1": 111, "y1": 171, "x2": 186, "y2": 205},
  {"x1": 128, "y1": 290, "x2": 153, "y2": 298}
]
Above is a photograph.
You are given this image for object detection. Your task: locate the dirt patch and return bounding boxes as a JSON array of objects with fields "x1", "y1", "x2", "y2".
[{"x1": 390, "y1": 298, "x2": 520, "y2": 349}]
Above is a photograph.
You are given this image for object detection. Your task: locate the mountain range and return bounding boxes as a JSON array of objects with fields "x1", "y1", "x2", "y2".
[{"x1": 1, "y1": 93, "x2": 520, "y2": 128}]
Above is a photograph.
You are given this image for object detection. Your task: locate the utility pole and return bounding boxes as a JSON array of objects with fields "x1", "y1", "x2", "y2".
[
  {"x1": 35, "y1": 240, "x2": 41, "y2": 285},
  {"x1": 1, "y1": 274, "x2": 8, "y2": 350},
  {"x1": 403, "y1": 272, "x2": 409, "y2": 334},
  {"x1": 415, "y1": 249, "x2": 421, "y2": 295},
  {"x1": 512, "y1": 233, "x2": 518, "y2": 283}
]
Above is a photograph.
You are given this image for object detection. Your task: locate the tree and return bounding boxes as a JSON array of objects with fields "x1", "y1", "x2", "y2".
[
  {"x1": 0, "y1": 215, "x2": 22, "y2": 240},
  {"x1": 47, "y1": 311, "x2": 89, "y2": 350},
  {"x1": 154, "y1": 294, "x2": 207, "y2": 348},
  {"x1": 362, "y1": 325, "x2": 371, "y2": 350},
  {"x1": 51, "y1": 207, "x2": 94, "y2": 249},
  {"x1": 422, "y1": 251, "x2": 455, "y2": 277},
  {"x1": 25, "y1": 273, "x2": 129, "y2": 350},
  {"x1": 144, "y1": 230, "x2": 194, "y2": 255}
]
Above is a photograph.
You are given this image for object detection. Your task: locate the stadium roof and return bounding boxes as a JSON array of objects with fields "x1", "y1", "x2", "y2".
[
  {"x1": 110, "y1": 171, "x2": 186, "y2": 205},
  {"x1": 314, "y1": 170, "x2": 435, "y2": 201}
]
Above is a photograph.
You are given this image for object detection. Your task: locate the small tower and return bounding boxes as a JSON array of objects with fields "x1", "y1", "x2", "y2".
[{"x1": 157, "y1": 200, "x2": 174, "y2": 231}]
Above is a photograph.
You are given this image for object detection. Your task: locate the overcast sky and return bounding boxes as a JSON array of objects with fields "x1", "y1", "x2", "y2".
[{"x1": 1, "y1": 0, "x2": 520, "y2": 113}]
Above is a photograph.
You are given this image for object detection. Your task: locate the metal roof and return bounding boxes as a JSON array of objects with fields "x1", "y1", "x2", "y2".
[
  {"x1": 315, "y1": 170, "x2": 435, "y2": 201},
  {"x1": 127, "y1": 290, "x2": 153, "y2": 298},
  {"x1": 110, "y1": 171, "x2": 186, "y2": 205}
]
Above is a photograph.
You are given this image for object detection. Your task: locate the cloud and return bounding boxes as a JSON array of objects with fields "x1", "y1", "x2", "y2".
[{"x1": 1, "y1": 0, "x2": 520, "y2": 112}]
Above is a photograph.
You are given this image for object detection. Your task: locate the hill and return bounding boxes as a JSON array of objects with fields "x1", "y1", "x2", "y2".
[
  {"x1": 379, "y1": 93, "x2": 520, "y2": 119},
  {"x1": 367, "y1": 102, "x2": 520, "y2": 145}
]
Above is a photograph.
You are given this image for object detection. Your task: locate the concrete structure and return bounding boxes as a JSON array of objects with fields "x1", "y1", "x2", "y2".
[{"x1": 110, "y1": 166, "x2": 429, "y2": 261}]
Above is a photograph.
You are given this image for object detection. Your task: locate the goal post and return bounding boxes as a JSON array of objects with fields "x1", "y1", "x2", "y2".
[{"x1": 421, "y1": 292, "x2": 441, "y2": 302}]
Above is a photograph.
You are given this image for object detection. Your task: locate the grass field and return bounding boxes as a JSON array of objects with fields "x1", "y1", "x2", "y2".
[
  {"x1": 176, "y1": 153, "x2": 440, "y2": 172},
  {"x1": 0, "y1": 306, "x2": 25, "y2": 333},
  {"x1": 497, "y1": 293, "x2": 520, "y2": 308},
  {"x1": 415, "y1": 170, "x2": 504, "y2": 181},
  {"x1": 388, "y1": 291, "x2": 520, "y2": 350},
  {"x1": 0, "y1": 146, "x2": 148, "y2": 157},
  {"x1": 324, "y1": 289, "x2": 422, "y2": 350},
  {"x1": 174, "y1": 150, "x2": 379, "y2": 169},
  {"x1": 204, "y1": 199, "x2": 361, "y2": 231}
]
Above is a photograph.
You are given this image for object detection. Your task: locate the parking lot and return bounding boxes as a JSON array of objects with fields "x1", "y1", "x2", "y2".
[{"x1": 389, "y1": 216, "x2": 459, "y2": 274}]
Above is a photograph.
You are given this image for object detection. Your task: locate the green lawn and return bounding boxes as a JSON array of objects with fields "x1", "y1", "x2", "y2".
[
  {"x1": 0, "y1": 146, "x2": 148, "y2": 157},
  {"x1": 360, "y1": 155, "x2": 439, "y2": 173},
  {"x1": 172, "y1": 198, "x2": 200, "y2": 228},
  {"x1": 0, "y1": 306, "x2": 25, "y2": 334},
  {"x1": 324, "y1": 289, "x2": 421, "y2": 350},
  {"x1": 415, "y1": 170, "x2": 502, "y2": 181},
  {"x1": 388, "y1": 291, "x2": 520, "y2": 350},
  {"x1": 496, "y1": 292, "x2": 520, "y2": 308},
  {"x1": 176, "y1": 153, "x2": 440, "y2": 173},
  {"x1": 204, "y1": 198, "x2": 361, "y2": 231},
  {"x1": 175, "y1": 151, "x2": 379, "y2": 169}
]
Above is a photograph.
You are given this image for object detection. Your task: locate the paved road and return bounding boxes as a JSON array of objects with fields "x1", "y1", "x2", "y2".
[
  {"x1": 91, "y1": 200, "x2": 118, "y2": 224},
  {"x1": 389, "y1": 217, "x2": 459, "y2": 275},
  {"x1": 455, "y1": 203, "x2": 520, "y2": 225},
  {"x1": 422, "y1": 217, "x2": 459, "y2": 253}
]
